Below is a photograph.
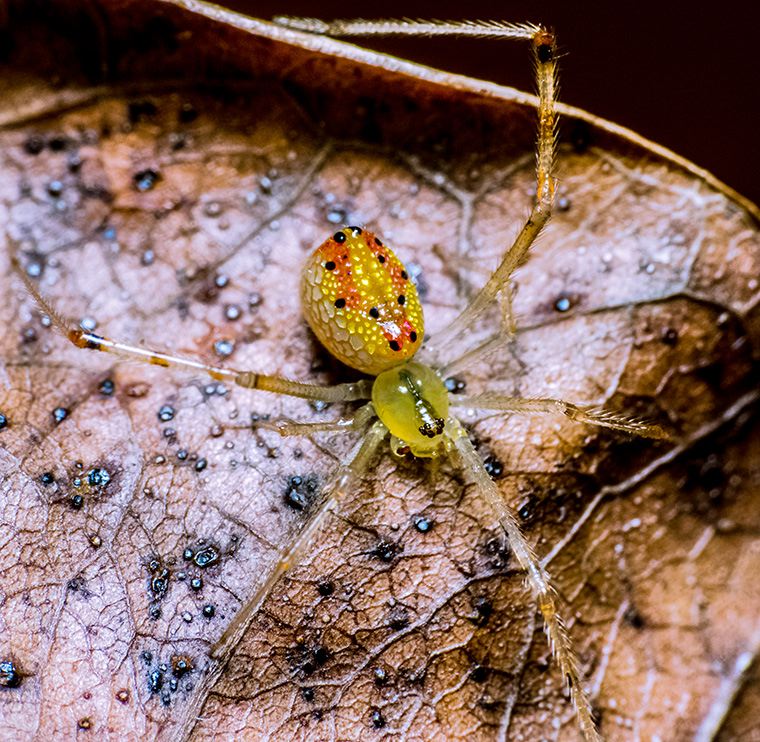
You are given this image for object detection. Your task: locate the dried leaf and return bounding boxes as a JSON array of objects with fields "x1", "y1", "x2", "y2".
[{"x1": 0, "y1": 2, "x2": 758, "y2": 741}]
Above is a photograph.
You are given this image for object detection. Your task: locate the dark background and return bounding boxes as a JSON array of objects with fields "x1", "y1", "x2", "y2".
[{"x1": 222, "y1": 1, "x2": 760, "y2": 206}]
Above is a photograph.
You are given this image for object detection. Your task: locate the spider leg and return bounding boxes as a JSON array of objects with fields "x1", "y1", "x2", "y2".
[
  {"x1": 451, "y1": 393, "x2": 669, "y2": 439},
  {"x1": 11, "y1": 253, "x2": 371, "y2": 403},
  {"x1": 421, "y1": 26, "x2": 557, "y2": 359},
  {"x1": 211, "y1": 419, "x2": 387, "y2": 660},
  {"x1": 256, "y1": 402, "x2": 376, "y2": 437},
  {"x1": 446, "y1": 416, "x2": 602, "y2": 742},
  {"x1": 498, "y1": 282, "x2": 518, "y2": 340}
]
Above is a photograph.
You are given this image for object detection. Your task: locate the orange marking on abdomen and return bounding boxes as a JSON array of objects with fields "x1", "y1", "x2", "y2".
[{"x1": 301, "y1": 227, "x2": 424, "y2": 375}]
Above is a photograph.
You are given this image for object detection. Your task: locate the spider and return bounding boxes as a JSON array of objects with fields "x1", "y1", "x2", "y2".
[{"x1": 11, "y1": 17, "x2": 668, "y2": 742}]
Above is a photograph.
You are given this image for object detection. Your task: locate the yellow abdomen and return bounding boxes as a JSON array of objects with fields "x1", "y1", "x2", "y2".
[{"x1": 301, "y1": 227, "x2": 424, "y2": 375}]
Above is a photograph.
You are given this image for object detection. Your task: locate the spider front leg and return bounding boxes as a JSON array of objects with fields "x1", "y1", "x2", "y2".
[
  {"x1": 446, "y1": 417, "x2": 602, "y2": 742},
  {"x1": 211, "y1": 419, "x2": 387, "y2": 661},
  {"x1": 11, "y1": 252, "x2": 372, "y2": 404},
  {"x1": 452, "y1": 393, "x2": 669, "y2": 439}
]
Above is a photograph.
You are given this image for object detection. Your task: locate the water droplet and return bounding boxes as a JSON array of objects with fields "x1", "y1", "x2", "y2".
[
  {"x1": 52, "y1": 406, "x2": 69, "y2": 424},
  {"x1": 0, "y1": 413, "x2": 7, "y2": 431},
  {"x1": 483, "y1": 456, "x2": 503, "y2": 478},
  {"x1": 157, "y1": 405, "x2": 175, "y2": 422},
  {"x1": 148, "y1": 669, "x2": 163, "y2": 693},
  {"x1": 181, "y1": 611, "x2": 193, "y2": 623},
  {"x1": 203, "y1": 201, "x2": 222, "y2": 217},
  {"x1": 259, "y1": 176, "x2": 273, "y2": 194},
  {"x1": 98, "y1": 378, "x2": 115, "y2": 395},
  {"x1": 86, "y1": 467, "x2": 111, "y2": 488},
  {"x1": 134, "y1": 168, "x2": 160, "y2": 192},
  {"x1": 47, "y1": 180, "x2": 64, "y2": 197},
  {"x1": 326, "y1": 208, "x2": 345, "y2": 224},
  {"x1": 202, "y1": 604, "x2": 215, "y2": 618},
  {"x1": 190, "y1": 577, "x2": 203, "y2": 591},
  {"x1": 224, "y1": 304, "x2": 241, "y2": 321},
  {"x1": 141, "y1": 249, "x2": 155, "y2": 266},
  {"x1": 554, "y1": 296, "x2": 571, "y2": 312},
  {"x1": 115, "y1": 689, "x2": 129, "y2": 704},
  {"x1": 0, "y1": 659, "x2": 21, "y2": 688},
  {"x1": 444, "y1": 377, "x2": 466, "y2": 393},
  {"x1": 214, "y1": 339, "x2": 235, "y2": 358},
  {"x1": 193, "y1": 545, "x2": 219, "y2": 569},
  {"x1": 413, "y1": 515, "x2": 432, "y2": 533}
]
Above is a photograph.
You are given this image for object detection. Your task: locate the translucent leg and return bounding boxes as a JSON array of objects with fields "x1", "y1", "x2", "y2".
[
  {"x1": 446, "y1": 417, "x2": 602, "y2": 742},
  {"x1": 256, "y1": 403, "x2": 376, "y2": 437},
  {"x1": 451, "y1": 393, "x2": 669, "y2": 439},
  {"x1": 12, "y1": 252, "x2": 371, "y2": 403},
  {"x1": 210, "y1": 420, "x2": 387, "y2": 661}
]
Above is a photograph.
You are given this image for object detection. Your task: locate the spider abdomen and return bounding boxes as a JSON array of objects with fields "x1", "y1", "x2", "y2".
[{"x1": 301, "y1": 227, "x2": 424, "y2": 375}]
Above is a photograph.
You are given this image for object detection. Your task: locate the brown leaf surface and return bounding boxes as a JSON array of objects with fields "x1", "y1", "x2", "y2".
[{"x1": 1, "y1": 2, "x2": 759, "y2": 741}]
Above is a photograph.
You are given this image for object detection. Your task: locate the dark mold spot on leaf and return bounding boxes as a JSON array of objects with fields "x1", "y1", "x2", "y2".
[
  {"x1": 624, "y1": 606, "x2": 646, "y2": 630},
  {"x1": 317, "y1": 580, "x2": 334, "y2": 597},
  {"x1": 127, "y1": 99, "x2": 158, "y2": 123},
  {"x1": 372, "y1": 539, "x2": 399, "y2": 563},
  {"x1": 472, "y1": 596, "x2": 493, "y2": 626},
  {"x1": 387, "y1": 605, "x2": 410, "y2": 631},
  {"x1": 23, "y1": 135, "x2": 44, "y2": 155},
  {"x1": 470, "y1": 664, "x2": 489, "y2": 683},
  {"x1": 284, "y1": 475, "x2": 319, "y2": 511}
]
